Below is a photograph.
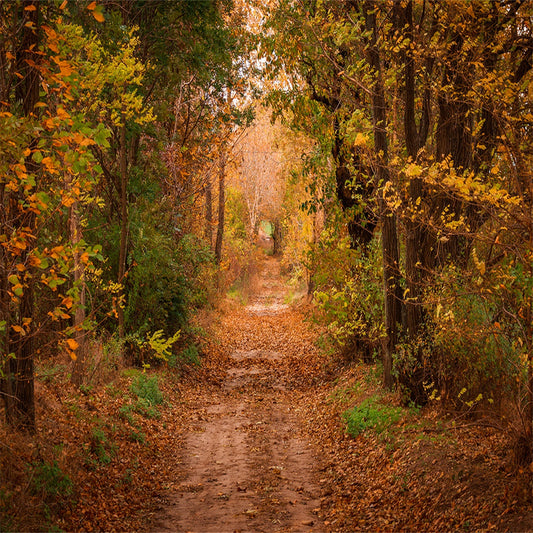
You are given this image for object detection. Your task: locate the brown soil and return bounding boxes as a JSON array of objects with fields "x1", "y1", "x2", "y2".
[{"x1": 152, "y1": 256, "x2": 325, "y2": 532}]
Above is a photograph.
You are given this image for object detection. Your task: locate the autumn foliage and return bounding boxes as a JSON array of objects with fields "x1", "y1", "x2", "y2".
[{"x1": 2, "y1": 0, "x2": 533, "y2": 530}]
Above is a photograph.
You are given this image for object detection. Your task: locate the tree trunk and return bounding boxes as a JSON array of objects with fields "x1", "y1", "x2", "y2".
[
  {"x1": 214, "y1": 152, "x2": 226, "y2": 265},
  {"x1": 2, "y1": 0, "x2": 40, "y2": 432},
  {"x1": 204, "y1": 175, "x2": 213, "y2": 248},
  {"x1": 117, "y1": 121, "x2": 128, "y2": 338},
  {"x1": 365, "y1": 1, "x2": 403, "y2": 391},
  {"x1": 398, "y1": 0, "x2": 428, "y2": 403},
  {"x1": 70, "y1": 201, "x2": 87, "y2": 387},
  {"x1": 272, "y1": 217, "x2": 282, "y2": 256}
]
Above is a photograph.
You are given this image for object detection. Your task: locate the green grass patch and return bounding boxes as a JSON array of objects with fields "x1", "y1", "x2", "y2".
[
  {"x1": 133, "y1": 398, "x2": 161, "y2": 419},
  {"x1": 181, "y1": 344, "x2": 200, "y2": 366},
  {"x1": 84, "y1": 426, "x2": 117, "y2": 469},
  {"x1": 343, "y1": 395, "x2": 404, "y2": 437},
  {"x1": 122, "y1": 367, "x2": 141, "y2": 379},
  {"x1": 36, "y1": 364, "x2": 67, "y2": 384},
  {"x1": 129, "y1": 430, "x2": 146, "y2": 444}
]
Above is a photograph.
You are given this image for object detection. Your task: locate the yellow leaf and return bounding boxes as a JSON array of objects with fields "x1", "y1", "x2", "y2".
[
  {"x1": 51, "y1": 245, "x2": 64, "y2": 258},
  {"x1": 59, "y1": 64, "x2": 74, "y2": 77},
  {"x1": 67, "y1": 338, "x2": 79, "y2": 350},
  {"x1": 405, "y1": 163, "x2": 423, "y2": 177}
]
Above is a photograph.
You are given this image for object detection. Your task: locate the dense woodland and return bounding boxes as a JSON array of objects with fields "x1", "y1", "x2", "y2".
[{"x1": 1, "y1": 0, "x2": 533, "y2": 530}]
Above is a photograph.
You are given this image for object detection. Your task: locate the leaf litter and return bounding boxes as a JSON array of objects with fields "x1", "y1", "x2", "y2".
[{"x1": 2, "y1": 255, "x2": 533, "y2": 532}]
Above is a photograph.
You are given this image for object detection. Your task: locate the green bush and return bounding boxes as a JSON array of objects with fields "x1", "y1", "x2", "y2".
[
  {"x1": 410, "y1": 263, "x2": 524, "y2": 408},
  {"x1": 30, "y1": 460, "x2": 73, "y2": 500},
  {"x1": 89, "y1": 427, "x2": 116, "y2": 466},
  {"x1": 131, "y1": 374, "x2": 163, "y2": 406},
  {"x1": 312, "y1": 228, "x2": 384, "y2": 359},
  {"x1": 343, "y1": 396, "x2": 403, "y2": 437},
  {"x1": 92, "y1": 198, "x2": 216, "y2": 341}
]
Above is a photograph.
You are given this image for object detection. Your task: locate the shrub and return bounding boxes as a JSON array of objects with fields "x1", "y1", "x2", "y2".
[
  {"x1": 130, "y1": 374, "x2": 163, "y2": 406},
  {"x1": 30, "y1": 460, "x2": 73, "y2": 500},
  {"x1": 89, "y1": 427, "x2": 116, "y2": 466},
  {"x1": 408, "y1": 264, "x2": 524, "y2": 409},
  {"x1": 312, "y1": 230, "x2": 384, "y2": 361}
]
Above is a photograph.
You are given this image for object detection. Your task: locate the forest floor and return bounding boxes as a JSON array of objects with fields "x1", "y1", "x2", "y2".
[
  {"x1": 3, "y1": 252, "x2": 533, "y2": 532},
  {"x1": 149, "y1": 253, "x2": 533, "y2": 532},
  {"x1": 152, "y1": 254, "x2": 325, "y2": 532}
]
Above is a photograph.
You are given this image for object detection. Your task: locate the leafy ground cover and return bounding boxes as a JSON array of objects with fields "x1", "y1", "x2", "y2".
[{"x1": 2, "y1": 255, "x2": 533, "y2": 532}]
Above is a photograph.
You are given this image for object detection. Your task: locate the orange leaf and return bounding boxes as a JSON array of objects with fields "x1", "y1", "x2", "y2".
[
  {"x1": 62, "y1": 196, "x2": 76, "y2": 208},
  {"x1": 87, "y1": 1, "x2": 96, "y2": 10},
  {"x1": 67, "y1": 338, "x2": 79, "y2": 350},
  {"x1": 93, "y1": 10, "x2": 105, "y2": 23},
  {"x1": 11, "y1": 325, "x2": 25, "y2": 335},
  {"x1": 60, "y1": 0, "x2": 68, "y2": 9},
  {"x1": 24, "y1": 4, "x2": 37, "y2": 11}
]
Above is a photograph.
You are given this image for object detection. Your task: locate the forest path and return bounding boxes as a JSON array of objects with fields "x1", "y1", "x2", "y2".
[{"x1": 153, "y1": 255, "x2": 326, "y2": 532}]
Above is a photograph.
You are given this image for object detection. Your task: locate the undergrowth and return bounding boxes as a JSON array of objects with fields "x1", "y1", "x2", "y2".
[
  {"x1": 131, "y1": 374, "x2": 164, "y2": 406},
  {"x1": 30, "y1": 460, "x2": 73, "y2": 501},
  {"x1": 343, "y1": 395, "x2": 404, "y2": 437}
]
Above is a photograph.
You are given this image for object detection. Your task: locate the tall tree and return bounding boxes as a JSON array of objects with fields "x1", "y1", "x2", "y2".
[
  {"x1": 364, "y1": 0, "x2": 402, "y2": 390},
  {"x1": 3, "y1": 0, "x2": 41, "y2": 431}
]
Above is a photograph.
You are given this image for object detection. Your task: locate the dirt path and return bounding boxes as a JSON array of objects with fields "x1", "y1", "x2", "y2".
[{"x1": 154, "y1": 256, "x2": 326, "y2": 532}]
